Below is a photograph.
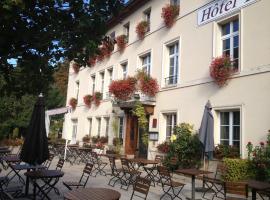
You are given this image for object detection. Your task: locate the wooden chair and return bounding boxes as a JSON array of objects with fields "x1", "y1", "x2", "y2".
[
  {"x1": 55, "y1": 158, "x2": 65, "y2": 171},
  {"x1": 63, "y1": 163, "x2": 93, "y2": 190},
  {"x1": 224, "y1": 181, "x2": 248, "y2": 200},
  {"x1": 42, "y1": 154, "x2": 54, "y2": 169},
  {"x1": 130, "y1": 177, "x2": 151, "y2": 200},
  {"x1": 90, "y1": 152, "x2": 107, "y2": 177},
  {"x1": 157, "y1": 166, "x2": 185, "y2": 200},
  {"x1": 108, "y1": 156, "x2": 124, "y2": 187},
  {"x1": 120, "y1": 158, "x2": 141, "y2": 190},
  {"x1": 143, "y1": 155, "x2": 163, "y2": 186}
]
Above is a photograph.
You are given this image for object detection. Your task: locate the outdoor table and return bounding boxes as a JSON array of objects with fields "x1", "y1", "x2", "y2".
[
  {"x1": 175, "y1": 168, "x2": 213, "y2": 200},
  {"x1": 64, "y1": 187, "x2": 121, "y2": 200},
  {"x1": 25, "y1": 169, "x2": 64, "y2": 200},
  {"x1": 248, "y1": 180, "x2": 270, "y2": 200}
]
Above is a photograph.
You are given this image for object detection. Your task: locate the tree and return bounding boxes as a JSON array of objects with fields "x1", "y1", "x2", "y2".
[
  {"x1": 0, "y1": 0, "x2": 124, "y2": 95},
  {"x1": 53, "y1": 61, "x2": 69, "y2": 98}
]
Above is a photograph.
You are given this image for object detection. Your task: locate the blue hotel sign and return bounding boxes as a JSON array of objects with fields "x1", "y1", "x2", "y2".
[{"x1": 198, "y1": 0, "x2": 257, "y2": 25}]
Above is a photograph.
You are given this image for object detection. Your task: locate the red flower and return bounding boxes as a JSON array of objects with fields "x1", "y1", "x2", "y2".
[
  {"x1": 72, "y1": 62, "x2": 80, "y2": 74},
  {"x1": 136, "y1": 21, "x2": 149, "y2": 40},
  {"x1": 248, "y1": 141, "x2": 252, "y2": 145},
  {"x1": 109, "y1": 77, "x2": 137, "y2": 101},
  {"x1": 116, "y1": 35, "x2": 127, "y2": 52},
  {"x1": 161, "y1": 4, "x2": 179, "y2": 28},
  {"x1": 210, "y1": 55, "x2": 235, "y2": 87},
  {"x1": 139, "y1": 76, "x2": 159, "y2": 97},
  {"x1": 69, "y1": 98, "x2": 77, "y2": 110},
  {"x1": 83, "y1": 95, "x2": 92, "y2": 108},
  {"x1": 260, "y1": 141, "x2": 265, "y2": 146}
]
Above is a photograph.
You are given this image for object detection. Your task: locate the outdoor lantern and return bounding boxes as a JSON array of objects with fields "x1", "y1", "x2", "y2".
[{"x1": 149, "y1": 132, "x2": 158, "y2": 141}]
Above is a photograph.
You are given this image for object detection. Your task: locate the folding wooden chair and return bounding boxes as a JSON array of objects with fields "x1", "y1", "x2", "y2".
[
  {"x1": 108, "y1": 156, "x2": 124, "y2": 187},
  {"x1": 130, "y1": 176, "x2": 151, "y2": 200},
  {"x1": 120, "y1": 158, "x2": 141, "y2": 190},
  {"x1": 224, "y1": 181, "x2": 248, "y2": 200},
  {"x1": 42, "y1": 154, "x2": 54, "y2": 169},
  {"x1": 63, "y1": 163, "x2": 93, "y2": 190},
  {"x1": 157, "y1": 166, "x2": 185, "y2": 200},
  {"x1": 55, "y1": 158, "x2": 65, "y2": 171},
  {"x1": 90, "y1": 152, "x2": 107, "y2": 177},
  {"x1": 143, "y1": 155, "x2": 163, "y2": 186}
]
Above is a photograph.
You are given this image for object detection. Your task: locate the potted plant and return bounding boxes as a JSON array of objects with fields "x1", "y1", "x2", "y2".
[
  {"x1": 213, "y1": 144, "x2": 240, "y2": 160},
  {"x1": 99, "y1": 136, "x2": 108, "y2": 144},
  {"x1": 93, "y1": 92, "x2": 102, "y2": 106},
  {"x1": 69, "y1": 98, "x2": 77, "y2": 109},
  {"x1": 161, "y1": 4, "x2": 179, "y2": 28},
  {"x1": 210, "y1": 56, "x2": 235, "y2": 87},
  {"x1": 91, "y1": 136, "x2": 99, "y2": 144},
  {"x1": 138, "y1": 72, "x2": 159, "y2": 97},
  {"x1": 72, "y1": 62, "x2": 80, "y2": 73},
  {"x1": 136, "y1": 21, "x2": 149, "y2": 40},
  {"x1": 83, "y1": 94, "x2": 92, "y2": 108},
  {"x1": 116, "y1": 34, "x2": 127, "y2": 52},
  {"x1": 109, "y1": 77, "x2": 137, "y2": 101}
]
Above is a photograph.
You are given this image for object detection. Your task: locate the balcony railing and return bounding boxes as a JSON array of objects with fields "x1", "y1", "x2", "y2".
[{"x1": 164, "y1": 75, "x2": 178, "y2": 87}]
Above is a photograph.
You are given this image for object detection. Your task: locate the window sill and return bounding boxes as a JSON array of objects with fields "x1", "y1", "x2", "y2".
[{"x1": 161, "y1": 84, "x2": 178, "y2": 89}]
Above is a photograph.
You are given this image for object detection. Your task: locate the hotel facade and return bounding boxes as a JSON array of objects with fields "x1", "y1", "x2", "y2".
[{"x1": 64, "y1": 0, "x2": 270, "y2": 158}]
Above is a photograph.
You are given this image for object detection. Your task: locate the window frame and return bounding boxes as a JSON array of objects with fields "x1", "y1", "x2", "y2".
[
  {"x1": 121, "y1": 62, "x2": 128, "y2": 79},
  {"x1": 97, "y1": 117, "x2": 101, "y2": 137},
  {"x1": 100, "y1": 71, "x2": 105, "y2": 97},
  {"x1": 91, "y1": 75, "x2": 96, "y2": 94},
  {"x1": 141, "y1": 53, "x2": 151, "y2": 75},
  {"x1": 166, "y1": 42, "x2": 179, "y2": 86},
  {"x1": 104, "y1": 117, "x2": 110, "y2": 138},
  {"x1": 88, "y1": 118, "x2": 92, "y2": 137},
  {"x1": 123, "y1": 22, "x2": 130, "y2": 43},
  {"x1": 143, "y1": 8, "x2": 151, "y2": 32},
  {"x1": 164, "y1": 113, "x2": 177, "y2": 139}
]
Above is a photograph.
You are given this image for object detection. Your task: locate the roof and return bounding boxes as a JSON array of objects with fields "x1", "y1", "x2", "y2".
[{"x1": 107, "y1": 0, "x2": 151, "y2": 29}]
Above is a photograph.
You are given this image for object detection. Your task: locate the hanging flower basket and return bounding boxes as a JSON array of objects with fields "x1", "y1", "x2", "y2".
[
  {"x1": 88, "y1": 55, "x2": 96, "y2": 67},
  {"x1": 69, "y1": 98, "x2": 77, "y2": 109},
  {"x1": 109, "y1": 77, "x2": 137, "y2": 101},
  {"x1": 93, "y1": 92, "x2": 102, "y2": 106},
  {"x1": 136, "y1": 21, "x2": 149, "y2": 40},
  {"x1": 161, "y1": 4, "x2": 179, "y2": 28},
  {"x1": 116, "y1": 35, "x2": 127, "y2": 52},
  {"x1": 210, "y1": 56, "x2": 235, "y2": 87},
  {"x1": 83, "y1": 94, "x2": 93, "y2": 108},
  {"x1": 72, "y1": 62, "x2": 80, "y2": 74}
]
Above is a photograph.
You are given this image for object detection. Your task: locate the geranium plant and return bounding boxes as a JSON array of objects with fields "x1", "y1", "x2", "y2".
[
  {"x1": 136, "y1": 21, "x2": 149, "y2": 40},
  {"x1": 83, "y1": 94, "x2": 92, "y2": 108},
  {"x1": 116, "y1": 35, "x2": 127, "y2": 52},
  {"x1": 93, "y1": 92, "x2": 102, "y2": 106},
  {"x1": 72, "y1": 62, "x2": 80, "y2": 73},
  {"x1": 109, "y1": 77, "x2": 137, "y2": 101},
  {"x1": 161, "y1": 4, "x2": 179, "y2": 28},
  {"x1": 137, "y1": 71, "x2": 159, "y2": 97},
  {"x1": 210, "y1": 56, "x2": 235, "y2": 87},
  {"x1": 69, "y1": 98, "x2": 77, "y2": 109}
]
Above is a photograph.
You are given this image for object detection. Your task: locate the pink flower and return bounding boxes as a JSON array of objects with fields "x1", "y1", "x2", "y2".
[{"x1": 260, "y1": 141, "x2": 264, "y2": 146}]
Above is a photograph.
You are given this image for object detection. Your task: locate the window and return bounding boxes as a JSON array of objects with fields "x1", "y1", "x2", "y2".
[
  {"x1": 124, "y1": 23, "x2": 130, "y2": 43},
  {"x1": 71, "y1": 119, "x2": 78, "y2": 142},
  {"x1": 100, "y1": 72, "x2": 105, "y2": 97},
  {"x1": 165, "y1": 42, "x2": 179, "y2": 86},
  {"x1": 220, "y1": 111, "x2": 240, "y2": 150},
  {"x1": 141, "y1": 53, "x2": 151, "y2": 75},
  {"x1": 165, "y1": 113, "x2": 177, "y2": 138},
  {"x1": 170, "y1": 0, "x2": 180, "y2": 6},
  {"x1": 91, "y1": 75, "x2": 95, "y2": 94},
  {"x1": 119, "y1": 117, "x2": 124, "y2": 139},
  {"x1": 97, "y1": 118, "x2": 101, "y2": 137},
  {"x1": 88, "y1": 118, "x2": 92, "y2": 136},
  {"x1": 144, "y1": 8, "x2": 151, "y2": 32},
  {"x1": 104, "y1": 117, "x2": 110, "y2": 137},
  {"x1": 108, "y1": 68, "x2": 113, "y2": 84},
  {"x1": 221, "y1": 19, "x2": 239, "y2": 70},
  {"x1": 121, "y1": 62, "x2": 128, "y2": 79},
  {"x1": 75, "y1": 81, "x2": 79, "y2": 100}
]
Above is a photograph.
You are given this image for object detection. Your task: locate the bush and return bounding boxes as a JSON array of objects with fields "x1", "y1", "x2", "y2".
[
  {"x1": 163, "y1": 123, "x2": 203, "y2": 170},
  {"x1": 223, "y1": 158, "x2": 253, "y2": 181},
  {"x1": 214, "y1": 144, "x2": 240, "y2": 159}
]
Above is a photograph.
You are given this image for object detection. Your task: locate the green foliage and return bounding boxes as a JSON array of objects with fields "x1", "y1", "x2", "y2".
[
  {"x1": 214, "y1": 144, "x2": 240, "y2": 159},
  {"x1": 164, "y1": 123, "x2": 202, "y2": 169},
  {"x1": 223, "y1": 158, "x2": 253, "y2": 181},
  {"x1": 132, "y1": 102, "x2": 148, "y2": 145}
]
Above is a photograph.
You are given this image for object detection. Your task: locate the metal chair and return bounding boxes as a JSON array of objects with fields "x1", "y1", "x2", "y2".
[
  {"x1": 108, "y1": 156, "x2": 124, "y2": 187},
  {"x1": 63, "y1": 163, "x2": 93, "y2": 190},
  {"x1": 157, "y1": 166, "x2": 185, "y2": 200},
  {"x1": 143, "y1": 155, "x2": 163, "y2": 186},
  {"x1": 90, "y1": 152, "x2": 107, "y2": 177},
  {"x1": 130, "y1": 176, "x2": 151, "y2": 200},
  {"x1": 42, "y1": 154, "x2": 54, "y2": 169},
  {"x1": 224, "y1": 181, "x2": 248, "y2": 200},
  {"x1": 120, "y1": 158, "x2": 141, "y2": 190},
  {"x1": 55, "y1": 158, "x2": 65, "y2": 171}
]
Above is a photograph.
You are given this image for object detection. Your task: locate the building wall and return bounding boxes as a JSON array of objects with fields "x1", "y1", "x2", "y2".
[{"x1": 65, "y1": 0, "x2": 270, "y2": 158}]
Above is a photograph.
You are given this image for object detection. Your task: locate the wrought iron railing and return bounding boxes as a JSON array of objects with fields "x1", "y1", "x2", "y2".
[{"x1": 164, "y1": 75, "x2": 178, "y2": 86}]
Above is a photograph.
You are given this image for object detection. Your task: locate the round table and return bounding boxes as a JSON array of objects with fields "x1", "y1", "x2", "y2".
[{"x1": 64, "y1": 188, "x2": 121, "y2": 200}]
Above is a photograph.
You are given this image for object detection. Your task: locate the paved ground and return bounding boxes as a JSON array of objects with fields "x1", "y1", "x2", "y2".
[{"x1": 2, "y1": 157, "x2": 215, "y2": 200}]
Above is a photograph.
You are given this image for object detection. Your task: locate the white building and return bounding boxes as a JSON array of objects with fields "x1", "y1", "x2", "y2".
[{"x1": 64, "y1": 0, "x2": 270, "y2": 158}]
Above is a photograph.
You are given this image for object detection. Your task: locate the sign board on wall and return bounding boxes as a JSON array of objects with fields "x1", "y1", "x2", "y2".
[{"x1": 198, "y1": 0, "x2": 257, "y2": 25}]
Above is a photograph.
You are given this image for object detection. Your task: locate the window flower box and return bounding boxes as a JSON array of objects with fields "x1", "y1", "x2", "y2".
[
  {"x1": 69, "y1": 98, "x2": 77, "y2": 110},
  {"x1": 210, "y1": 56, "x2": 236, "y2": 87},
  {"x1": 136, "y1": 21, "x2": 149, "y2": 40},
  {"x1": 138, "y1": 73, "x2": 159, "y2": 97},
  {"x1": 93, "y1": 92, "x2": 102, "y2": 106},
  {"x1": 161, "y1": 4, "x2": 179, "y2": 28},
  {"x1": 116, "y1": 34, "x2": 127, "y2": 52},
  {"x1": 83, "y1": 94, "x2": 93, "y2": 108}
]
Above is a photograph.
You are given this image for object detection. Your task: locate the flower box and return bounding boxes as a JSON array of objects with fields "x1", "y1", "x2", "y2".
[
  {"x1": 136, "y1": 21, "x2": 149, "y2": 40},
  {"x1": 116, "y1": 35, "x2": 127, "y2": 52},
  {"x1": 69, "y1": 98, "x2": 77, "y2": 110},
  {"x1": 161, "y1": 4, "x2": 179, "y2": 28},
  {"x1": 83, "y1": 94, "x2": 93, "y2": 108},
  {"x1": 210, "y1": 56, "x2": 235, "y2": 87},
  {"x1": 138, "y1": 74, "x2": 159, "y2": 97},
  {"x1": 93, "y1": 92, "x2": 102, "y2": 106}
]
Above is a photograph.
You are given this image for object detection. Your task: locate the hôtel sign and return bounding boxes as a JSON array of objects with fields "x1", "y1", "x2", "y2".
[{"x1": 198, "y1": 0, "x2": 257, "y2": 25}]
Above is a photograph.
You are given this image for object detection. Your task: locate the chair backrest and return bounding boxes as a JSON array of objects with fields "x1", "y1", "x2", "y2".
[
  {"x1": 225, "y1": 182, "x2": 248, "y2": 198},
  {"x1": 121, "y1": 158, "x2": 131, "y2": 171},
  {"x1": 91, "y1": 152, "x2": 98, "y2": 160},
  {"x1": 155, "y1": 155, "x2": 163, "y2": 163},
  {"x1": 157, "y1": 166, "x2": 172, "y2": 185},
  {"x1": 56, "y1": 158, "x2": 65, "y2": 171},
  {"x1": 43, "y1": 154, "x2": 54, "y2": 169},
  {"x1": 132, "y1": 176, "x2": 151, "y2": 199},
  {"x1": 108, "y1": 156, "x2": 117, "y2": 173},
  {"x1": 79, "y1": 163, "x2": 94, "y2": 187}
]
